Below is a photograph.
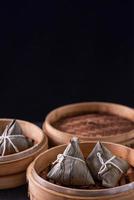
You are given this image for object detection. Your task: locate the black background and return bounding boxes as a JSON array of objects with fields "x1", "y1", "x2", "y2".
[{"x1": 0, "y1": 0, "x2": 133, "y2": 122}]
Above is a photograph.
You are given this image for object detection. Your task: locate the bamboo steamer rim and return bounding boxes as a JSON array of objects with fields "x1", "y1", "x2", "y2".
[
  {"x1": 27, "y1": 141, "x2": 134, "y2": 197},
  {"x1": 28, "y1": 173, "x2": 134, "y2": 199},
  {"x1": 0, "y1": 118, "x2": 48, "y2": 163},
  {"x1": 43, "y1": 102, "x2": 134, "y2": 142}
]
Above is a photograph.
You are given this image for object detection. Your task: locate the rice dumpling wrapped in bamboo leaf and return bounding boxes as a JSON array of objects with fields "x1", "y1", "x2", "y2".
[
  {"x1": 0, "y1": 119, "x2": 33, "y2": 156},
  {"x1": 86, "y1": 141, "x2": 129, "y2": 188},
  {"x1": 47, "y1": 137, "x2": 95, "y2": 186}
]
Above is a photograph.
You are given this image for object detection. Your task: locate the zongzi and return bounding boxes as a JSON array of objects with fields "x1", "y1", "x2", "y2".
[
  {"x1": 47, "y1": 137, "x2": 95, "y2": 186},
  {"x1": 86, "y1": 141, "x2": 129, "y2": 188},
  {"x1": 0, "y1": 119, "x2": 33, "y2": 156}
]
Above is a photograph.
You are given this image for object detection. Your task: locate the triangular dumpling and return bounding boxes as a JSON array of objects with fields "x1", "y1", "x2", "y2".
[
  {"x1": 86, "y1": 142, "x2": 129, "y2": 188},
  {"x1": 47, "y1": 137, "x2": 95, "y2": 186},
  {"x1": 0, "y1": 120, "x2": 33, "y2": 156}
]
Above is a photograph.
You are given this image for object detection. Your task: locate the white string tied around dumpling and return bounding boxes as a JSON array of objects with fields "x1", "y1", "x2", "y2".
[
  {"x1": 52, "y1": 153, "x2": 85, "y2": 165},
  {"x1": 97, "y1": 152, "x2": 124, "y2": 175},
  {"x1": 0, "y1": 129, "x2": 25, "y2": 156}
]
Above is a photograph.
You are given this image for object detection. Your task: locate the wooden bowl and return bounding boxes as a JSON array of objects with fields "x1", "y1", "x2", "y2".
[
  {"x1": 27, "y1": 141, "x2": 134, "y2": 200},
  {"x1": 43, "y1": 102, "x2": 134, "y2": 146},
  {"x1": 0, "y1": 119, "x2": 48, "y2": 189}
]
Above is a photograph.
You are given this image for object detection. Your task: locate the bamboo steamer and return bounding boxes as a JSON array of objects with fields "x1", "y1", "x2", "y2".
[
  {"x1": 43, "y1": 102, "x2": 134, "y2": 146},
  {"x1": 27, "y1": 141, "x2": 134, "y2": 200},
  {"x1": 0, "y1": 119, "x2": 48, "y2": 189}
]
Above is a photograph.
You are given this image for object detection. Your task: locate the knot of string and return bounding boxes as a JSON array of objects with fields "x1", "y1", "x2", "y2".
[
  {"x1": 52, "y1": 154, "x2": 85, "y2": 165},
  {"x1": 97, "y1": 152, "x2": 123, "y2": 175},
  {"x1": 0, "y1": 129, "x2": 25, "y2": 156}
]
